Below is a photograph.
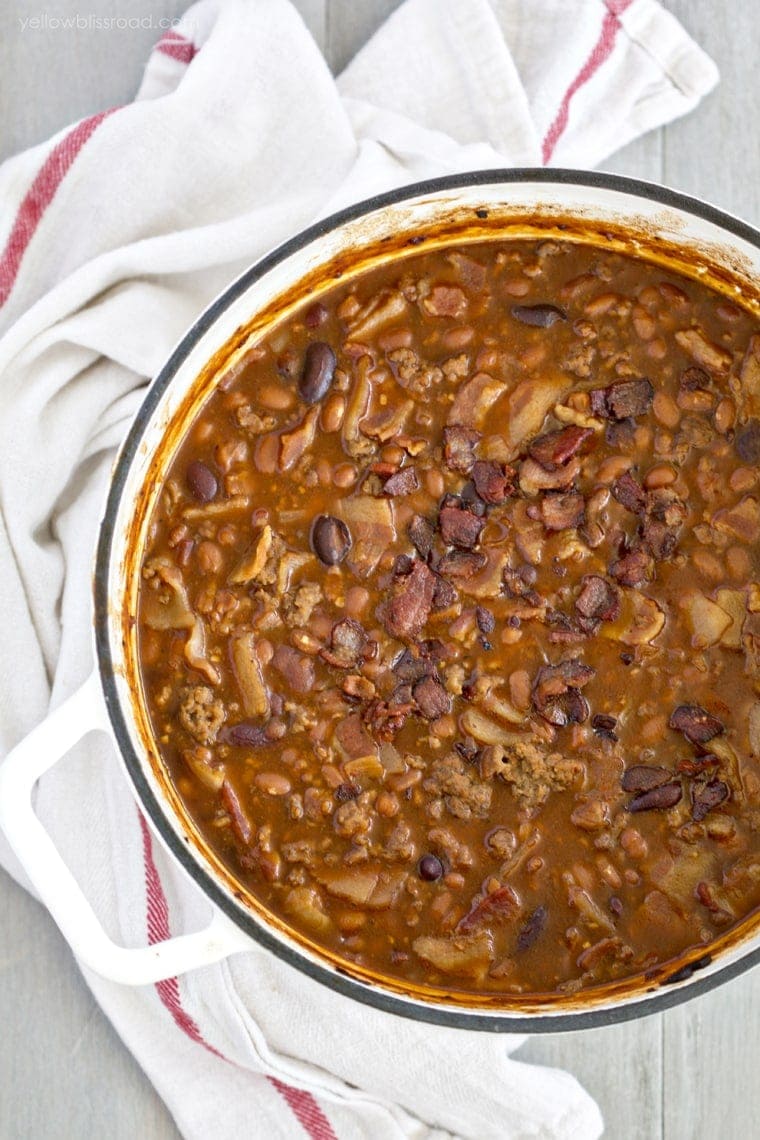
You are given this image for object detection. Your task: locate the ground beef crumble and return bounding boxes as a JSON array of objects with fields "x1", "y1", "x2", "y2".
[
  {"x1": 423, "y1": 753, "x2": 493, "y2": 820},
  {"x1": 178, "y1": 685, "x2": 225, "y2": 744},
  {"x1": 498, "y1": 739, "x2": 584, "y2": 810}
]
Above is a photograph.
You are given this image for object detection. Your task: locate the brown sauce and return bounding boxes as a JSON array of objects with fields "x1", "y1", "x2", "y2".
[{"x1": 136, "y1": 238, "x2": 760, "y2": 996}]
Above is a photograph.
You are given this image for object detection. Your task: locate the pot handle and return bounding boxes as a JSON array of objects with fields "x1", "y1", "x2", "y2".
[{"x1": 0, "y1": 672, "x2": 251, "y2": 985}]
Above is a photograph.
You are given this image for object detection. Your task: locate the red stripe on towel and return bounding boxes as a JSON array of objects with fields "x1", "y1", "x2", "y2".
[
  {"x1": 0, "y1": 108, "x2": 116, "y2": 307},
  {"x1": 138, "y1": 812, "x2": 336, "y2": 1139},
  {"x1": 138, "y1": 811, "x2": 225, "y2": 1058},
  {"x1": 155, "y1": 31, "x2": 197, "y2": 64},
  {"x1": 541, "y1": 0, "x2": 633, "y2": 164},
  {"x1": 268, "y1": 1077, "x2": 340, "y2": 1140}
]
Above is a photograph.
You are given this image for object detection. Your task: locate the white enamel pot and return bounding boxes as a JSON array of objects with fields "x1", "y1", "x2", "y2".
[{"x1": 2, "y1": 171, "x2": 760, "y2": 1031}]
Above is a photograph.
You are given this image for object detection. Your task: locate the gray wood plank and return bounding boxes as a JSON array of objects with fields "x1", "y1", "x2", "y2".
[
  {"x1": 664, "y1": 1, "x2": 760, "y2": 226},
  {"x1": 600, "y1": 129, "x2": 664, "y2": 186},
  {"x1": 0, "y1": 0, "x2": 189, "y2": 163},
  {"x1": 325, "y1": 0, "x2": 403, "y2": 74},
  {"x1": 658, "y1": 6, "x2": 760, "y2": 1137},
  {"x1": 662, "y1": 974, "x2": 760, "y2": 1140},
  {"x1": 519, "y1": 1017, "x2": 663, "y2": 1140},
  {"x1": 0, "y1": 868, "x2": 180, "y2": 1140}
]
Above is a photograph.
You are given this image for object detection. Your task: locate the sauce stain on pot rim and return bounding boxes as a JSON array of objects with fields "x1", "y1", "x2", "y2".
[{"x1": 93, "y1": 171, "x2": 760, "y2": 1030}]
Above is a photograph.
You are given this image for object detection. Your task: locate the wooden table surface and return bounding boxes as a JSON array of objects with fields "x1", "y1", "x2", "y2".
[{"x1": 1, "y1": 2, "x2": 758, "y2": 1137}]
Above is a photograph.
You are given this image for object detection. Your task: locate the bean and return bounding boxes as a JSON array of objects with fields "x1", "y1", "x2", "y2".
[
  {"x1": 220, "y1": 722, "x2": 268, "y2": 747},
  {"x1": 320, "y1": 394, "x2": 345, "y2": 433},
  {"x1": 186, "y1": 459, "x2": 218, "y2": 502},
  {"x1": 441, "y1": 326, "x2": 474, "y2": 350},
  {"x1": 658, "y1": 281, "x2": 689, "y2": 306},
  {"x1": 628, "y1": 782, "x2": 682, "y2": 813},
  {"x1": 254, "y1": 432, "x2": 279, "y2": 474},
  {"x1": 345, "y1": 585, "x2": 370, "y2": 618},
  {"x1": 254, "y1": 772, "x2": 291, "y2": 796},
  {"x1": 425, "y1": 468, "x2": 445, "y2": 499},
  {"x1": 653, "y1": 390, "x2": 680, "y2": 429},
  {"x1": 736, "y1": 418, "x2": 760, "y2": 464},
  {"x1": 258, "y1": 383, "x2": 295, "y2": 411},
  {"x1": 516, "y1": 905, "x2": 548, "y2": 951},
  {"x1": 333, "y1": 463, "x2": 358, "y2": 489},
  {"x1": 678, "y1": 388, "x2": 714, "y2": 413},
  {"x1": 632, "y1": 307, "x2": 655, "y2": 340},
  {"x1": 316, "y1": 457, "x2": 332, "y2": 487},
  {"x1": 511, "y1": 303, "x2": 567, "y2": 327},
  {"x1": 377, "y1": 328, "x2": 413, "y2": 351},
  {"x1": 643, "y1": 463, "x2": 676, "y2": 490},
  {"x1": 620, "y1": 827, "x2": 648, "y2": 859},
  {"x1": 596, "y1": 455, "x2": 633, "y2": 484},
  {"x1": 310, "y1": 514, "x2": 351, "y2": 565},
  {"x1": 376, "y1": 792, "x2": 399, "y2": 817},
  {"x1": 584, "y1": 292, "x2": 619, "y2": 316},
  {"x1": 299, "y1": 341, "x2": 336, "y2": 403},
  {"x1": 381, "y1": 444, "x2": 405, "y2": 466},
  {"x1": 304, "y1": 301, "x2": 328, "y2": 329},
  {"x1": 714, "y1": 397, "x2": 736, "y2": 434},
  {"x1": 502, "y1": 277, "x2": 531, "y2": 296},
  {"x1": 418, "y1": 854, "x2": 444, "y2": 881},
  {"x1": 196, "y1": 541, "x2": 223, "y2": 575}
]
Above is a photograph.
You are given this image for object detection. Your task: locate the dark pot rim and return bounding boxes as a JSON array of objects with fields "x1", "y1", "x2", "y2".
[{"x1": 94, "y1": 168, "x2": 760, "y2": 1032}]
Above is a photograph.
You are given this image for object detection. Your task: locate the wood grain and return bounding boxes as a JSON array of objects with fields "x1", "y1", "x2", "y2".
[{"x1": 1, "y1": 2, "x2": 757, "y2": 1138}]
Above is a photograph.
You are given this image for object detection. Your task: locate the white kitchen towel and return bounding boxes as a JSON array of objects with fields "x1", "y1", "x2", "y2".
[{"x1": 0, "y1": 1, "x2": 717, "y2": 1137}]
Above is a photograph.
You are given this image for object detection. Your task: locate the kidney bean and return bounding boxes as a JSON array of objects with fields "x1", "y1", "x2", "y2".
[
  {"x1": 511, "y1": 303, "x2": 567, "y2": 327},
  {"x1": 628, "y1": 782, "x2": 682, "y2": 813},
  {"x1": 418, "y1": 854, "x2": 444, "y2": 881},
  {"x1": 310, "y1": 514, "x2": 352, "y2": 565},
  {"x1": 516, "y1": 905, "x2": 548, "y2": 951},
  {"x1": 621, "y1": 765, "x2": 671, "y2": 793},
  {"x1": 299, "y1": 341, "x2": 336, "y2": 403},
  {"x1": 220, "y1": 722, "x2": 269, "y2": 747},
  {"x1": 186, "y1": 459, "x2": 218, "y2": 502},
  {"x1": 304, "y1": 301, "x2": 328, "y2": 328},
  {"x1": 736, "y1": 419, "x2": 760, "y2": 464}
]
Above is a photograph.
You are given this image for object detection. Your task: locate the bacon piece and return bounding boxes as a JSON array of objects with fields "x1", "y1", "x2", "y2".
[
  {"x1": 610, "y1": 545, "x2": 653, "y2": 588},
  {"x1": 471, "y1": 459, "x2": 516, "y2": 504},
  {"x1": 528, "y1": 426, "x2": 594, "y2": 472},
  {"x1": 538, "y1": 491, "x2": 585, "y2": 532},
  {"x1": 221, "y1": 780, "x2": 252, "y2": 845},
  {"x1": 612, "y1": 471, "x2": 647, "y2": 515},
  {"x1": 457, "y1": 885, "x2": 520, "y2": 934},
  {"x1": 413, "y1": 676, "x2": 452, "y2": 720},
  {"x1": 575, "y1": 575, "x2": 620, "y2": 622},
  {"x1": 438, "y1": 550, "x2": 487, "y2": 580},
  {"x1": 590, "y1": 378, "x2": 654, "y2": 420},
  {"x1": 439, "y1": 505, "x2": 485, "y2": 550},
  {"x1": 382, "y1": 467, "x2": 419, "y2": 496},
  {"x1": 383, "y1": 560, "x2": 437, "y2": 639},
  {"x1": 443, "y1": 424, "x2": 481, "y2": 473}
]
